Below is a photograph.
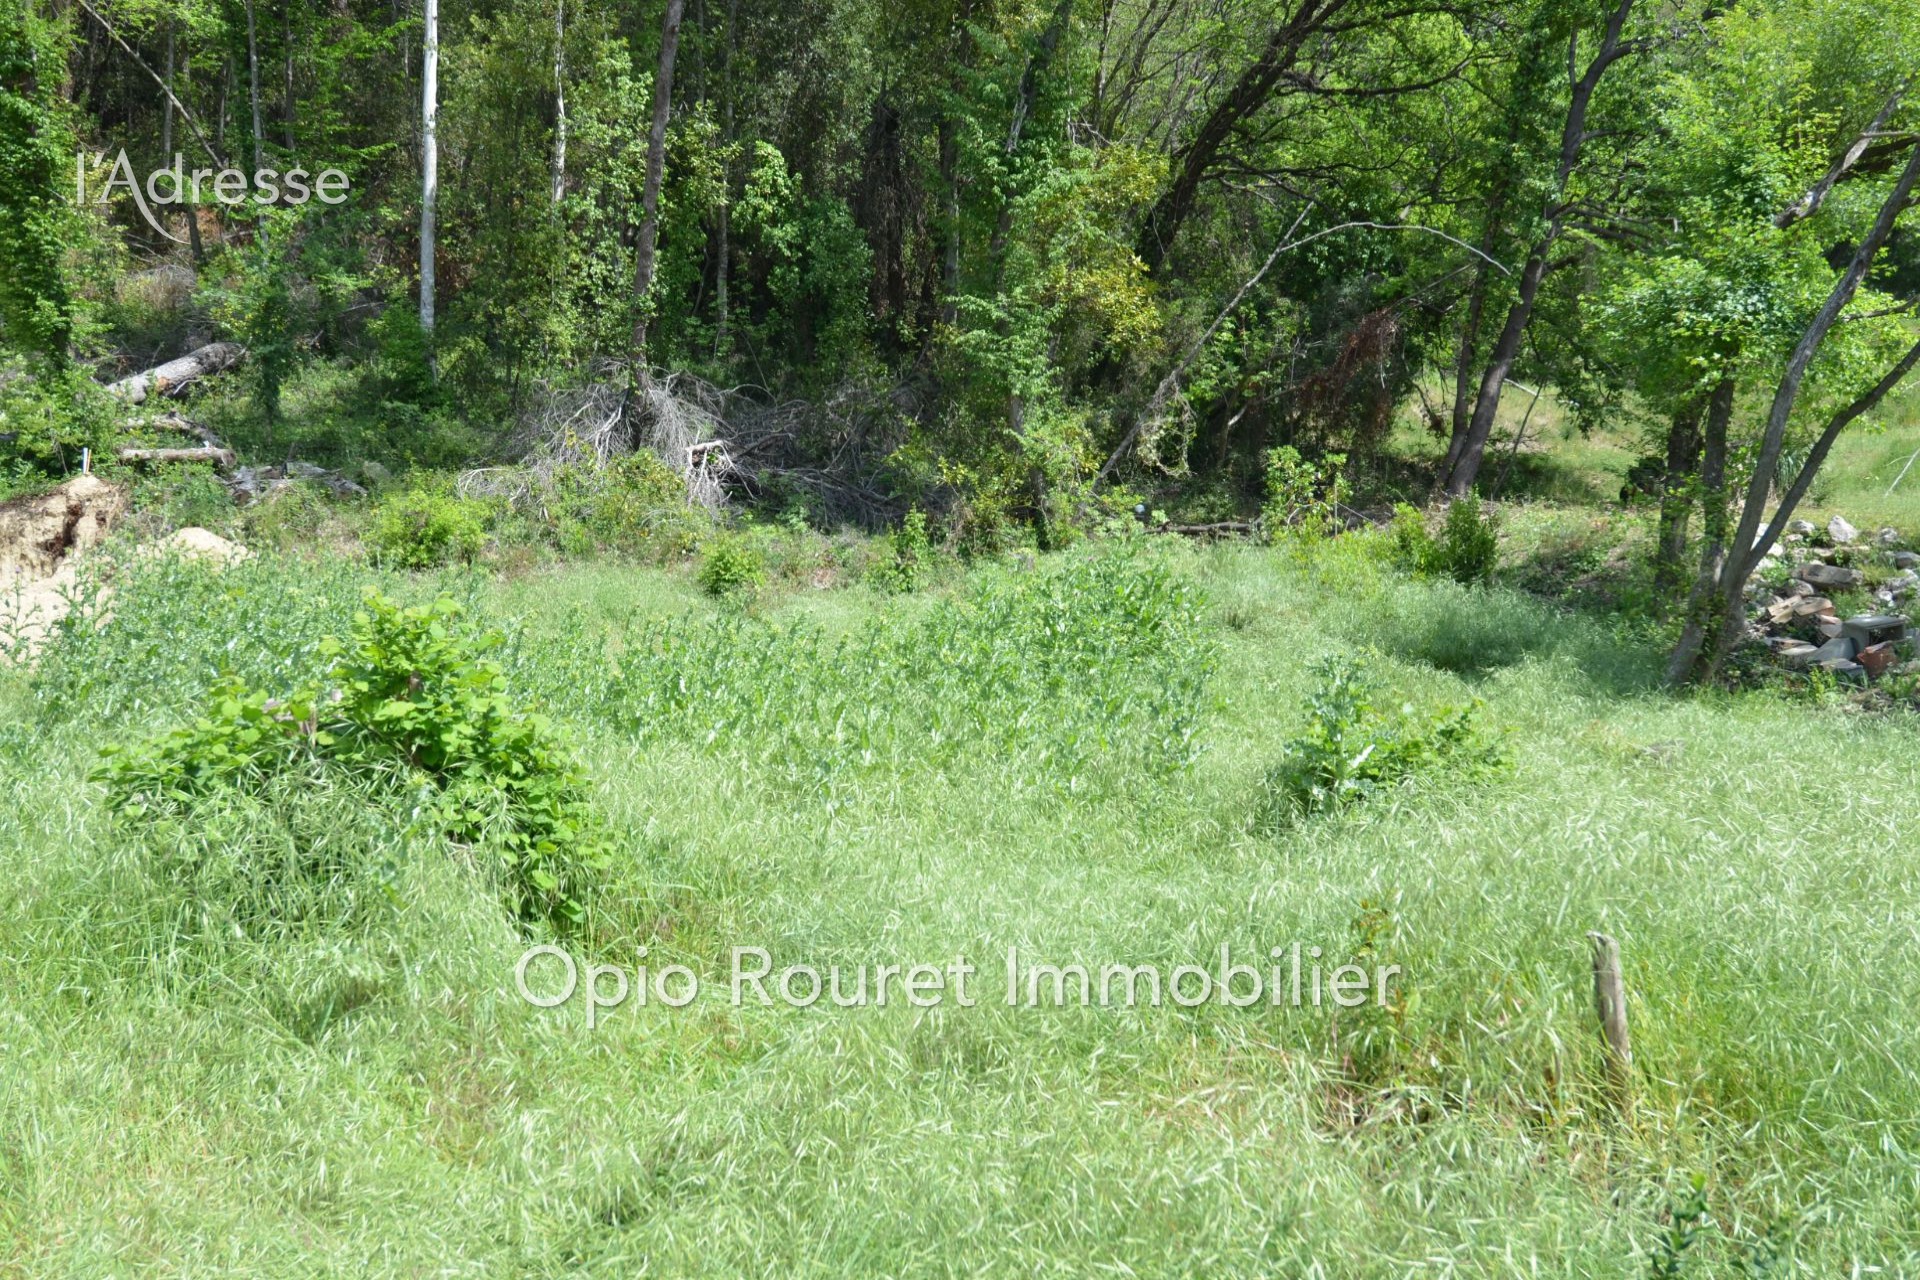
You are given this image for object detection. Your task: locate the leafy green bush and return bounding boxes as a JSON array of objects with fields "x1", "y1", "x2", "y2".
[
  {"x1": 367, "y1": 484, "x2": 487, "y2": 568},
  {"x1": 96, "y1": 591, "x2": 608, "y2": 928},
  {"x1": 697, "y1": 533, "x2": 766, "y2": 597},
  {"x1": 869, "y1": 509, "x2": 936, "y2": 593},
  {"x1": 1263, "y1": 446, "x2": 1346, "y2": 541},
  {"x1": 547, "y1": 452, "x2": 703, "y2": 557},
  {"x1": 1391, "y1": 496, "x2": 1500, "y2": 585},
  {"x1": 1262, "y1": 654, "x2": 1504, "y2": 821}
]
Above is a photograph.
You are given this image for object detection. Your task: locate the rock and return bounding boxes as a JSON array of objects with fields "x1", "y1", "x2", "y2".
[
  {"x1": 1878, "y1": 527, "x2": 1902, "y2": 548},
  {"x1": 1859, "y1": 641, "x2": 1897, "y2": 679},
  {"x1": 1786, "y1": 580, "x2": 1816, "y2": 598},
  {"x1": 1795, "y1": 562, "x2": 1864, "y2": 589},
  {"x1": 1839, "y1": 614, "x2": 1908, "y2": 649},
  {"x1": 1788, "y1": 519, "x2": 1817, "y2": 536},
  {"x1": 1816, "y1": 658, "x2": 1867, "y2": 684},
  {"x1": 1894, "y1": 551, "x2": 1920, "y2": 571},
  {"x1": 1829, "y1": 515, "x2": 1859, "y2": 543},
  {"x1": 1791, "y1": 596, "x2": 1833, "y2": 616},
  {"x1": 1812, "y1": 635, "x2": 1859, "y2": 663},
  {"x1": 1817, "y1": 617, "x2": 1844, "y2": 639},
  {"x1": 155, "y1": 526, "x2": 250, "y2": 565},
  {"x1": 1775, "y1": 641, "x2": 1820, "y2": 669}
]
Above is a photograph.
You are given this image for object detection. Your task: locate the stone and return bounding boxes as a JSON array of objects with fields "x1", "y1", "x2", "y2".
[
  {"x1": 1812, "y1": 635, "x2": 1859, "y2": 663},
  {"x1": 1817, "y1": 617, "x2": 1844, "y2": 639},
  {"x1": 1816, "y1": 658, "x2": 1867, "y2": 684},
  {"x1": 1788, "y1": 519, "x2": 1817, "y2": 536},
  {"x1": 1829, "y1": 515, "x2": 1859, "y2": 543},
  {"x1": 1787, "y1": 580, "x2": 1816, "y2": 598},
  {"x1": 1894, "y1": 551, "x2": 1920, "y2": 571},
  {"x1": 1878, "y1": 527, "x2": 1902, "y2": 548},
  {"x1": 1859, "y1": 642, "x2": 1897, "y2": 679},
  {"x1": 1840, "y1": 614, "x2": 1908, "y2": 649},
  {"x1": 1791, "y1": 596, "x2": 1833, "y2": 616},
  {"x1": 1775, "y1": 641, "x2": 1820, "y2": 669},
  {"x1": 1795, "y1": 562, "x2": 1864, "y2": 589}
]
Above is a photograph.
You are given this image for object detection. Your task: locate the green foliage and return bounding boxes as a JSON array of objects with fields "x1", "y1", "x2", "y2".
[
  {"x1": 607, "y1": 545, "x2": 1213, "y2": 791},
  {"x1": 367, "y1": 483, "x2": 488, "y2": 568},
  {"x1": 1646, "y1": 1173, "x2": 1711, "y2": 1280},
  {"x1": 544, "y1": 452, "x2": 703, "y2": 557},
  {"x1": 1391, "y1": 496, "x2": 1500, "y2": 585},
  {"x1": 96, "y1": 591, "x2": 609, "y2": 927},
  {"x1": 0, "y1": 367, "x2": 115, "y2": 486},
  {"x1": 869, "y1": 509, "x2": 936, "y2": 593},
  {"x1": 0, "y1": 3, "x2": 78, "y2": 363},
  {"x1": 1262, "y1": 653, "x2": 1504, "y2": 821},
  {"x1": 696, "y1": 532, "x2": 766, "y2": 597},
  {"x1": 1263, "y1": 446, "x2": 1347, "y2": 541}
]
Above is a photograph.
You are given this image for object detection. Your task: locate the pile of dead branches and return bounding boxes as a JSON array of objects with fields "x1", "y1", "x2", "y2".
[{"x1": 466, "y1": 366, "x2": 911, "y2": 527}]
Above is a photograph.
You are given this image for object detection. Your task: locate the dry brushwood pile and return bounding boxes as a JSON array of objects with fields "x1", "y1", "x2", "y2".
[{"x1": 1745, "y1": 515, "x2": 1917, "y2": 682}]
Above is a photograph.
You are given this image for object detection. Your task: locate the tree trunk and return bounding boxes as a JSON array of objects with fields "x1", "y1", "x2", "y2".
[
  {"x1": 1653, "y1": 399, "x2": 1704, "y2": 598},
  {"x1": 244, "y1": 0, "x2": 263, "y2": 173},
  {"x1": 281, "y1": 1, "x2": 295, "y2": 150},
  {"x1": 106, "y1": 342, "x2": 247, "y2": 403},
  {"x1": 1668, "y1": 138, "x2": 1920, "y2": 685},
  {"x1": 1441, "y1": 0, "x2": 1637, "y2": 496},
  {"x1": 630, "y1": 0, "x2": 686, "y2": 369},
  {"x1": 1137, "y1": 0, "x2": 1351, "y2": 273},
  {"x1": 420, "y1": 0, "x2": 438, "y2": 343},
  {"x1": 161, "y1": 20, "x2": 174, "y2": 159},
  {"x1": 550, "y1": 0, "x2": 566, "y2": 208}
]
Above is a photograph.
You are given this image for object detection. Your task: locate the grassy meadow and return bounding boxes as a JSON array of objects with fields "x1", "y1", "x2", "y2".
[{"x1": 3, "y1": 502, "x2": 1919, "y2": 1276}]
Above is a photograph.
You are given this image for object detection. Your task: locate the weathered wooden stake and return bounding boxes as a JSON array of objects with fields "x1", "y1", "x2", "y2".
[{"x1": 1587, "y1": 931, "x2": 1633, "y2": 1111}]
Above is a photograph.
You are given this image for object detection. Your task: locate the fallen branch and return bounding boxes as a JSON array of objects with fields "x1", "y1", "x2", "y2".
[
  {"x1": 123, "y1": 411, "x2": 227, "y2": 448},
  {"x1": 116, "y1": 445, "x2": 236, "y2": 467},
  {"x1": 107, "y1": 343, "x2": 246, "y2": 404}
]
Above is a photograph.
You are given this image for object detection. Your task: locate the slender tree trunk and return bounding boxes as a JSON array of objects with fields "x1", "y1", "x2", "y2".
[
  {"x1": 1666, "y1": 378, "x2": 1733, "y2": 685},
  {"x1": 244, "y1": 0, "x2": 263, "y2": 172},
  {"x1": 216, "y1": 56, "x2": 230, "y2": 162},
  {"x1": 281, "y1": 1, "x2": 295, "y2": 150},
  {"x1": 1446, "y1": 264, "x2": 1488, "y2": 451},
  {"x1": 1668, "y1": 138, "x2": 1920, "y2": 685},
  {"x1": 420, "y1": 0, "x2": 438, "y2": 344},
  {"x1": 161, "y1": 20, "x2": 174, "y2": 158},
  {"x1": 1653, "y1": 399, "x2": 1704, "y2": 598},
  {"x1": 712, "y1": 0, "x2": 737, "y2": 354},
  {"x1": 1137, "y1": 0, "x2": 1351, "y2": 272},
  {"x1": 630, "y1": 0, "x2": 686, "y2": 369},
  {"x1": 1442, "y1": 0, "x2": 1636, "y2": 496},
  {"x1": 550, "y1": 0, "x2": 566, "y2": 208}
]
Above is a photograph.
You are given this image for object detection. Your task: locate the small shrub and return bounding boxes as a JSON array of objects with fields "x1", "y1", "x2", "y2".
[
  {"x1": 1391, "y1": 496, "x2": 1500, "y2": 585},
  {"x1": 870, "y1": 509, "x2": 936, "y2": 593},
  {"x1": 97, "y1": 591, "x2": 609, "y2": 928},
  {"x1": 1263, "y1": 446, "x2": 1346, "y2": 541},
  {"x1": 697, "y1": 534, "x2": 766, "y2": 597},
  {"x1": 367, "y1": 484, "x2": 487, "y2": 568},
  {"x1": 1263, "y1": 654, "x2": 1504, "y2": 821}
]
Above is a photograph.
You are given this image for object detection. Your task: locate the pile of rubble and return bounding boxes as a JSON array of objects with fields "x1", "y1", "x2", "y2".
[{"x1": 1748, "y1": 515, "x2": 1915, "y2": 683}]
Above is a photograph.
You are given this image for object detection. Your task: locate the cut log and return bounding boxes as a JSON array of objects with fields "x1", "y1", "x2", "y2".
[
  {"x1": 116, "y1": 445, "x2": 237, "y2": 467},
  {"x1": 106, "y1": 343, "x2": 246, "y2": 404}
]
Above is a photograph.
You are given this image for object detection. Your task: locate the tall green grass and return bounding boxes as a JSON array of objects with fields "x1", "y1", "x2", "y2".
[{"x1": 2, "y1": 535, "x2": 1917, "y2": 1276}]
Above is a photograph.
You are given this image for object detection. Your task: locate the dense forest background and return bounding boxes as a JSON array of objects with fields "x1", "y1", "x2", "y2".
[{"x1": 5, "y1": 0, "x2": 1920, "y2": 679}]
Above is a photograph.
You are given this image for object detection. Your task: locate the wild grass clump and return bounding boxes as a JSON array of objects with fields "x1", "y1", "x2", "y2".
[
  {"x1": 613, "y1": 544, "x2": 1213, "y2": 789},
  {"x1": 95, "y1": 591, "x2": 608, "y2": 927},
  {"x1": 1261, "y1": 653, "x2": 1504, "y2": 822}
]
